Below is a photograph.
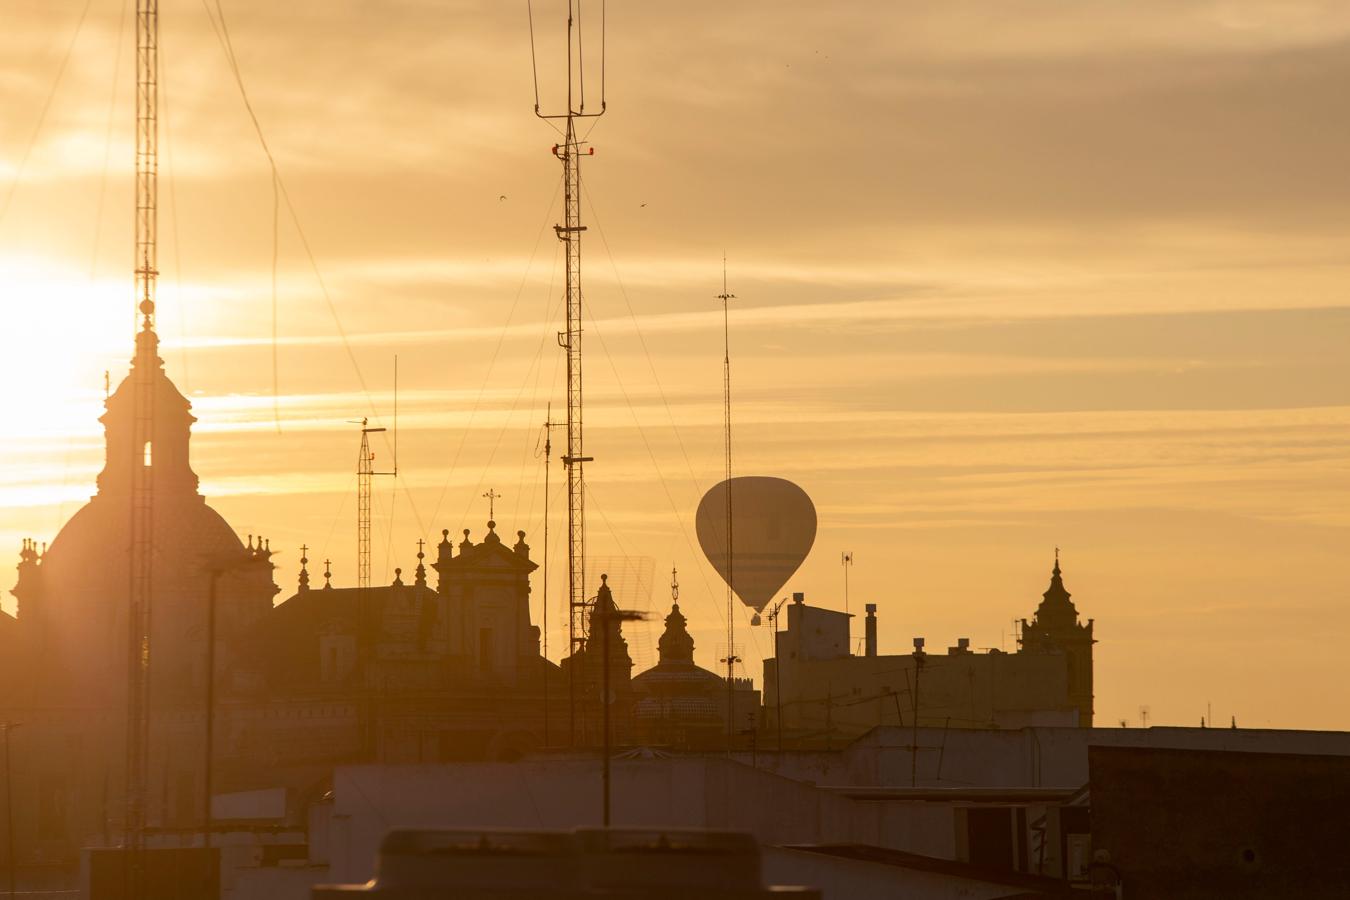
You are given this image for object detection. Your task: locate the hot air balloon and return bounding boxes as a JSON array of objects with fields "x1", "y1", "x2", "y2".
[{"x1": 696, "y1": 476, "x2": 817, "y2": 624}]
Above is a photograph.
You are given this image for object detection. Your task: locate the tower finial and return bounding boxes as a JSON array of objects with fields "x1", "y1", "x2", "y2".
[
  {"x1": 299, "y1": 544, "x2": 310, "y2": 592},
  {"x1": 323, "y1": 558, "x2": 333, "y2": 590}
]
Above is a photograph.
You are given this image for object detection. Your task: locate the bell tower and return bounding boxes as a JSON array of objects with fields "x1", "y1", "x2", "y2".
[
  {"x1": 96, "y1": 325, "x2": 199, "y2": 498},
  {"x1": 1020, "y1": 551, "x2": 1095, "y2": 726}
]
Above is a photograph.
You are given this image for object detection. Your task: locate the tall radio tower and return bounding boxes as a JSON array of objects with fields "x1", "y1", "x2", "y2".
[
  {"x1": 124, "y1": 0, "x2": 158, "y2": 873},
  {"x1": 530, "y1": 0, "x2": 606, "y2": 746}
]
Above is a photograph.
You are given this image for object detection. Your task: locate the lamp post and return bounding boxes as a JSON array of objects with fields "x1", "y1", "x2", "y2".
[
  {"x1": 3, "y1": 722, "x2": 20, "y2": 900},
  {"x1": 593, "y1": 583, "x2": 644, "y2": 828},
  {"x1": 203, "y1": 570, "x2": 220, "y2": 852},
  {"x1": 200, "y1": 552, "x2": 256, "y2": 853},
  {"x1": 765, "y1": 597, "x2": 789, "y2": 753},
  {"x1": 911, "y1": 638, "x2": 926, "y2": 788}
]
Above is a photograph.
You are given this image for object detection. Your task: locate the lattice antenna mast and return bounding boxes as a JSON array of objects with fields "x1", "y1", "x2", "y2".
[
  {"x1": 354, "y1": 360, "x2": 399, "y2": 599},
  {"x1": 355, "y1": 417, "x2": 398, "y2": 598},
  {"x1": 356, "y1": 421, "x2": 384, "y2": 596},
  {"x1": 353, "y1": 372, "x2": 396, "y2": 760},
  {"x1": 124, "y1": 0, "x2": 159, "y2": 869},
  {"x1": 529, "y1": 0, "x2": 606, "y2": 748},
  {"x1": 717, "y1": 257, "x2": 738, "y2": 751}
]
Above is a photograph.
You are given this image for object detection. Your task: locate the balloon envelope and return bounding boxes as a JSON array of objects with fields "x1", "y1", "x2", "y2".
[{"x1": 696, "y1": 476, "x2": 817, "y2": 614}]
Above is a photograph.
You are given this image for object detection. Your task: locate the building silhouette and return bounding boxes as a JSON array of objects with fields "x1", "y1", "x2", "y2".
[
  {"x1": 764, "y1": 561, "x2": 1095, "y2": 746},
  {"x1": 1019, "y1": 551, "x2": 1095, "y2": 725},
  {"x1": 630, "y1": 597, "x2": 735, "y2": 748},
  {"x1": 0, "y1": 324, "x2": 626, "y2": 865},
  {"x1": 0, "y1": 318, "x2": 1094, "y2": 881}
]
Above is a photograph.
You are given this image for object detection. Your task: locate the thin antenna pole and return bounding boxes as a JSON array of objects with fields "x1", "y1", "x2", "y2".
[
  {"x1": 566, "y1": 1, "x2": 573, "y2": 113},
  {"x1": 125, "y1": 0, "x2": 158, "y2": 887},
  {"x1": 576, "y1": 0, "x2": 585, "y2": 112},
  {"x1": 527, "y1": 1, "x2": 541, "y2": 113},
  {"x1": 542, "y1": 405, "x2": 563, "y2": 747},
  {"x1": 718, "y1": 256, "x2": 737, "y2": 752}
]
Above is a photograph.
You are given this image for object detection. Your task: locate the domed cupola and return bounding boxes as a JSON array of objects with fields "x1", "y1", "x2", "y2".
[
  {"x1": 96, "y1": 319, "x2": 199, "y2": 497},
  {"x1": 657, "y1": 602, "x2": 695, "y2": 665}
]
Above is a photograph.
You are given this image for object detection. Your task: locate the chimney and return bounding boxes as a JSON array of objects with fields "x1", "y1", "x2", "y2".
[{"x1": 864, "y1": 603, "x2": 878, "y2": 657}]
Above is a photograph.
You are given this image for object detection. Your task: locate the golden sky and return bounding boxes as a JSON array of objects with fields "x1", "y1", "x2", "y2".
[{"x1": 2, "y1": 1, "x2": 1349, "y2": 730}]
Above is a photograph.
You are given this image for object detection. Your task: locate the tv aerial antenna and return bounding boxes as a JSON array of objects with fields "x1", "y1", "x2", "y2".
[
  {"x1": 528, "y1": 0, "x2": 607, "y2": 748},
  {"x1": 717, "y1": 257, "x2": 739, "y2": 752}
]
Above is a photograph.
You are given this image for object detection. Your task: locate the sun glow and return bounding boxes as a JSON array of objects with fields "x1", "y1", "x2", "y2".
[{"x1": 0, "y1": 255, "x2": 132, "y2": 442}]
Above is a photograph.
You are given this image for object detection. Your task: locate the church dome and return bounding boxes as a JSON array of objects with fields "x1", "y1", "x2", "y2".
[
  {"x1": 631, "y1": 600, "x2": 722, "y2": 688},
  {"x1": 22, "y1": 325, "x2": 276, "y2": 705}
]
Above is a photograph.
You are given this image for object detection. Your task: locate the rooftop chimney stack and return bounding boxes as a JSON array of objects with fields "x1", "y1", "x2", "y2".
[{"x1": 864, "y1": 603, "x2": 877, "y2": 657}]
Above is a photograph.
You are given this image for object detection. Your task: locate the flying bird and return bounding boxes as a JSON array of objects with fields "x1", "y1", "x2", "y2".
[{"x1": 498, "y1": 194, "x2": 507, "y2": 201}]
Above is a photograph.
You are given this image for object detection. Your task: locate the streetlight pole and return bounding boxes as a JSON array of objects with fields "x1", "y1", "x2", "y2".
[
  {"x1": 541, "y1": 407, "x2": 563, "y2": 749},
  {"x1": 594, "y1": 580, "x2": 644, "y2": 828},
  {"x1": 766, "y1": 598, "x2": 788, "y2": 754},
  {"x1": 3, "y1": 722, "x2": 21, "y2": 900},
  {"x1": 203, "y1": 570, "x2": 220, "y2": 852},
  {"x1": 200, "y1": 553, "x2": 253, "y2": 855},
  {"x1": 911, "y1": 639, "x2": 926, "y2": 788},
  {"x1": 602, "y1": 606, "x2": 610, "y2": 826}
]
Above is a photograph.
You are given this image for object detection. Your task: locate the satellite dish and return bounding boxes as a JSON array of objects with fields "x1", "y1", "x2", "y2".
[{"x1": 696, "y1": 476, "x2": 817, "y2": 616}]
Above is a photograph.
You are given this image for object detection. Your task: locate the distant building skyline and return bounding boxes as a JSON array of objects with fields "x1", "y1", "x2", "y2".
[{"x1": 3, "y1": 2, "x2": 1348, "y2": 734}]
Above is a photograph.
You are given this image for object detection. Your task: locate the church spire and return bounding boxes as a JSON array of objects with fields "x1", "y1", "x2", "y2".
[
  {"x1": 1037, "y1": 547, "x2": 1076, "y2": 623},
  {"x1": 1019, "y1": 549, "x2": 1096, "y2": 727}
]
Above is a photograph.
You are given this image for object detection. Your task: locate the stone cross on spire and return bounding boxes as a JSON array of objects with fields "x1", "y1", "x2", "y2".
[{"x1": 298, "y1": 544, "x2": 310, "y2": 592}]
